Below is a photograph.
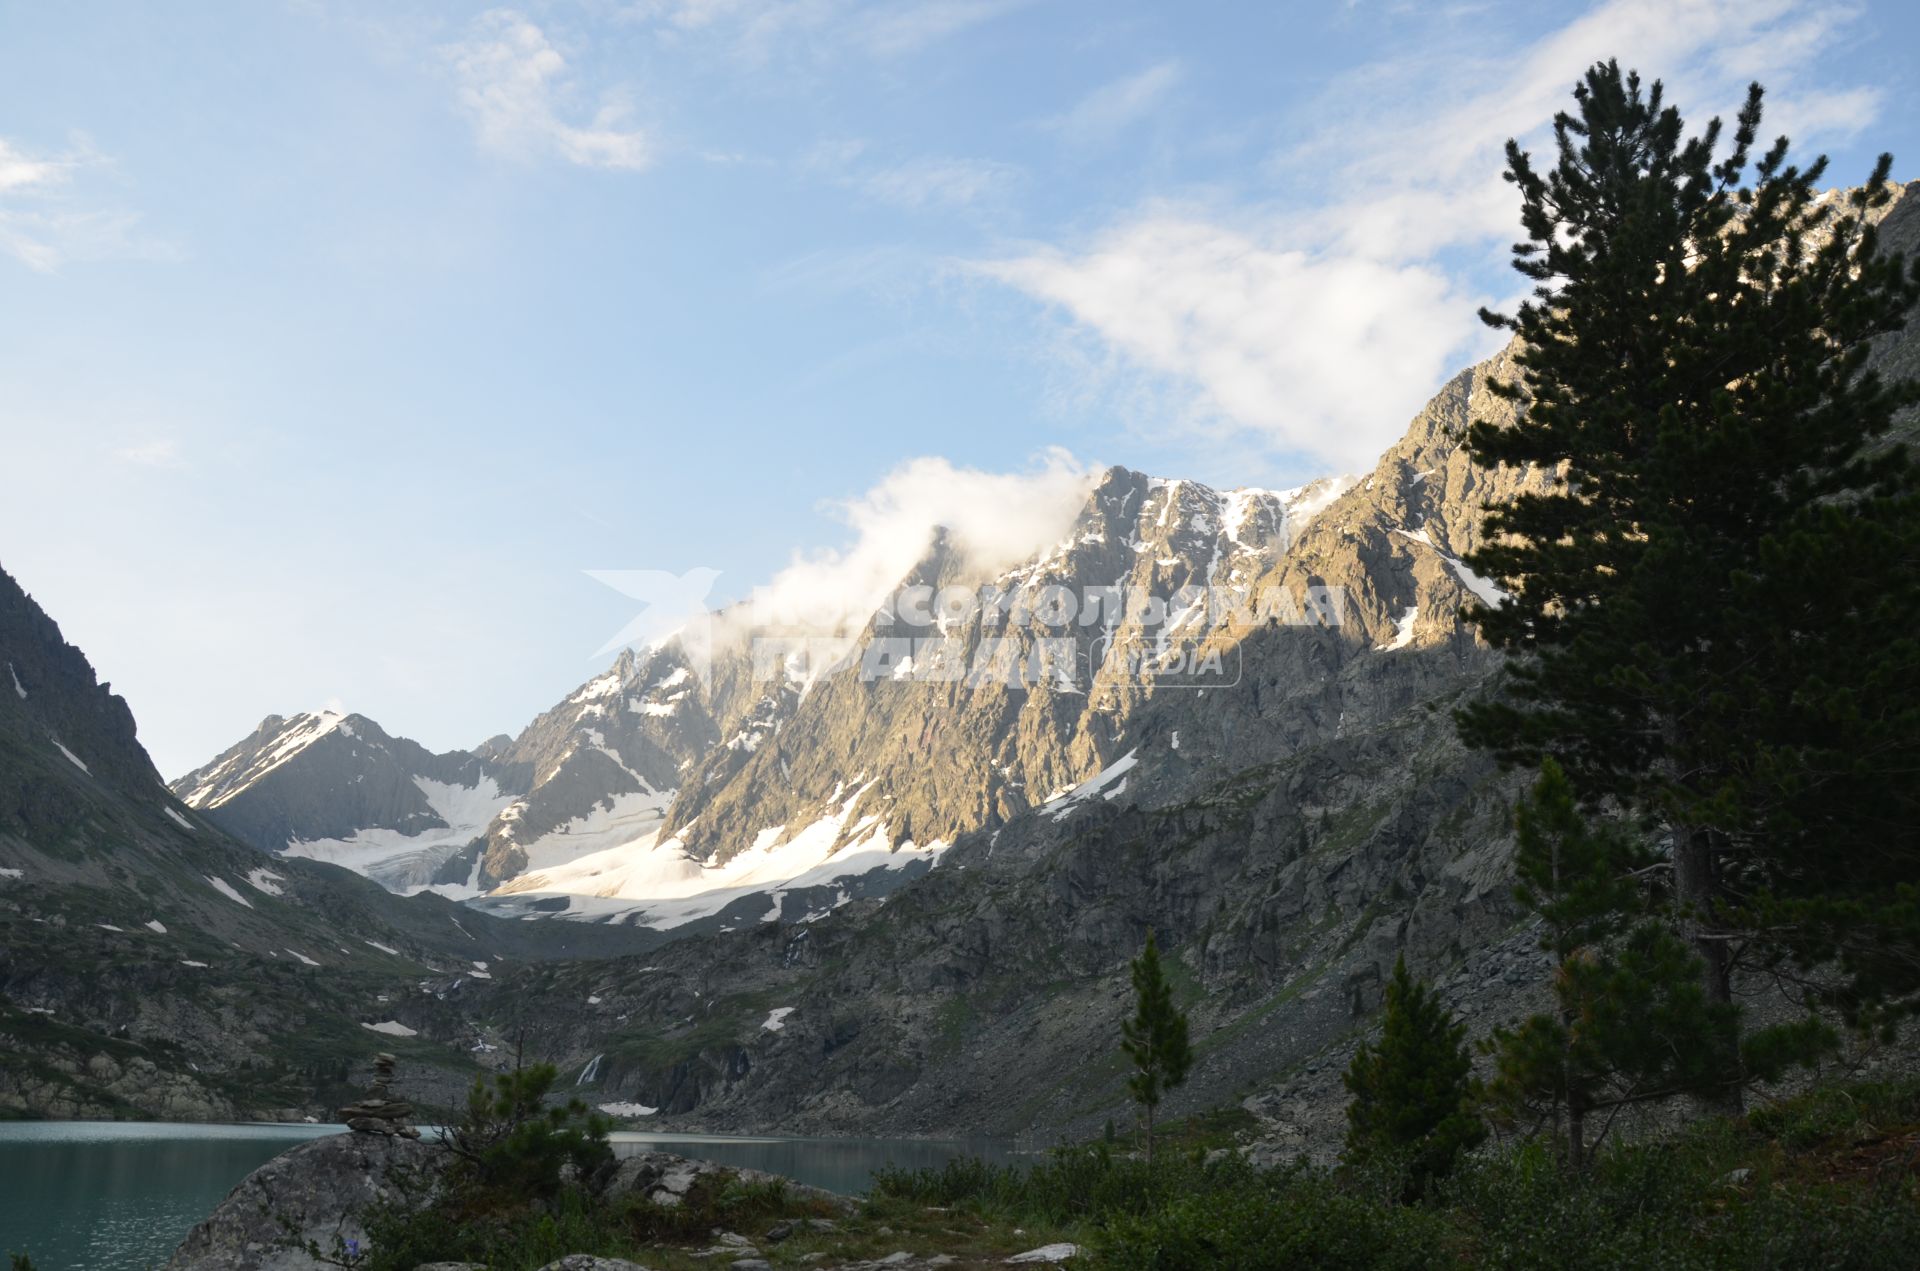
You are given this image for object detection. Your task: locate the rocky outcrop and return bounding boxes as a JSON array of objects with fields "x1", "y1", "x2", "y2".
[
  {"x1": 164, "y1": 1138, "x2": 854, "y2": 1271},
  {"x1": 0, "y1": 1044, "x2": 233, "y2": 1121},
  {"x1": 605, "y1": 1151, "x2": 854, "y2": 1214},
  {"x1": 165, "y1": 1133, "x2": 450, "y2": 1271}
]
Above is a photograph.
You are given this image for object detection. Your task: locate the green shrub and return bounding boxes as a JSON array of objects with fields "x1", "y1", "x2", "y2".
[
  {"x1": 444, "y1": 1063, "x2": 613, "y2": 1201},
  {"x1": 874, "y1": 1142, "x2": 1237, "y2": 1225},
  {"x1": 354, "y1": 1172, "x2": 823, "y2": 1271},
  {"x1": 1094, "y1": 1164, "x2": 1457, "y2": 1271}
]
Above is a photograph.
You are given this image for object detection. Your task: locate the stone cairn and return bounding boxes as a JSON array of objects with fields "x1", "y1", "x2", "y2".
[{"x1": 338, "y1": 1052, "x2": 421, "y2": 1138}]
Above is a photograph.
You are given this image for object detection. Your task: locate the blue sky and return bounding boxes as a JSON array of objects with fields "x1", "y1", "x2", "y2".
[{"x1": 1, "y1": 0, "x2": 1914, "y2": 776}]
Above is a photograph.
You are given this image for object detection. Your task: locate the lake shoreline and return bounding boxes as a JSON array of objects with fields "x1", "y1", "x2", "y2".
[{"x1": 0, "y1": 1119, "x2": 1021, "y2": 1269}]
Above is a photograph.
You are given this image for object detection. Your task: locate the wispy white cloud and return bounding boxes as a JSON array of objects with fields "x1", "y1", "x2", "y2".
[
  {"x1": 0, "y1": 138, "x2": 76, "y2": 195},
  {"x1": 806, "y1": 139, "x2": 1018, "y2": 210},
  {"x1": 978, "y1": 0, "x2": 1879, "y2": 472},
  {"x1": 623, "y1": 0, "x2": 1026, "y2": 62},
  {"x1": 979, "y1": 218, "x2": 1478, "y2": 469},
  {"x1": 112, "y1": 439, "x2": 187, "y2": 469},
  {"x1": 444, "y1": 10, "x2": 651, "y2": 170},
  {"x1": 852, "y1": 0, "x2": 1030, "y2": 57},
  {"x1": 750, "y1": 448, "x2": 1096, "y2": 635},
  {"x1": 860, "y1": 156, "x2": 1018, "y2": 209},
  {"x1": 1040, "y1": 61, "x2": 1183, "y2": 146},
  {"x1": 0, "y1": 135, "x2": 169, "y2": 273}
]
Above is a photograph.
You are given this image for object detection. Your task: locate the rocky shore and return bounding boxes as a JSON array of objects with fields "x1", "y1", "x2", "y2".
[{"x1": 165, "y1": 1133, "x2": 1077, "y2": 1271}]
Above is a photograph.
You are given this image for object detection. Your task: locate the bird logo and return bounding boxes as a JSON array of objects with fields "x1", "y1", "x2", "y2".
[{"x1": 585, "y1": 567, "x2": 723, "y2": 685}]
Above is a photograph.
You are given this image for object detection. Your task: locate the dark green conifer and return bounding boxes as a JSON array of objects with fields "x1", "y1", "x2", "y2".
[
  {"x1": 1342, "y1": 955, "x2": 1484, "y2": 1195},
  {"x1": 1486, "y1": 762, "x2": 1740, "y2": 1168},
  {"x1": 1121, "y1": 929, "x2": 1192, "y2": 1168},
  {"x1": 1457, "y1": 60, "x2": 1920, "y2": 1032}
]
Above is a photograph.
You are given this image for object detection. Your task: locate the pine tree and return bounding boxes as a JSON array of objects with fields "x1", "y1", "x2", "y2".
[
  {"x1": 1456, "y1": 62, "x2": 1920, "y2": 1035},
  {"x1": 1724, "y1": 494, "x2": 1920, "y2": 1032},
  {"x1": 1486, "y1": 762, "x2": 1742, "y2": 1169},
  {"x1": 1121, "y1": 929, "x2": 1192, "y2": 1169},
  {"x1": 1342, "y1": 955, "x2": 1484, "y2": 1196}
]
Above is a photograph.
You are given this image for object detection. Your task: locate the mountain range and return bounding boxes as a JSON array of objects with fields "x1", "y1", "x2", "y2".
[{"x1": 12, "y1": 180, "x2": 1917, "y2": 1139}]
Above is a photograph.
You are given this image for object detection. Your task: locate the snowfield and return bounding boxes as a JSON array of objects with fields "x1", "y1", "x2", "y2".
[
  {"x1": 492, "y1": 783, "x2": 947, "y2": 929},
  {"x1": 281, "y1": 774, "x2": 515, "y2": 893}
]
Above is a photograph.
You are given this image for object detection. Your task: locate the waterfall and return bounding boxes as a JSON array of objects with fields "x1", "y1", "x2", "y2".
[{"x1": 576, "y1": 1053, "x2": 604, "y2": 1086}]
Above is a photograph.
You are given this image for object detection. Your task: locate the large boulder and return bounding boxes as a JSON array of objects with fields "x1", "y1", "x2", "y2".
[
  {"x1": 166, "y1": 1133, "x2": 450, "y2": 1270},
  {"x1": 603, "y1": 1150, "x2": 854, "y2": 1214}
]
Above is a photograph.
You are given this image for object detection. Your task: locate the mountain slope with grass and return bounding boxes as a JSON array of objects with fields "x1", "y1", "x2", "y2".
[{"x1": 0, "y1": 563, "x2": 662, "y2": 1121}]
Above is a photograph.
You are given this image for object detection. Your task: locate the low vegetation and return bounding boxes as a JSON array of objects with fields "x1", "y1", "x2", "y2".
[
  {"x1": 331, "y1": 1062, "x2": 1919, "y2": 1270},
  {"x1": 872, "y1": 1077, "x2": 1920, "y2": 1269}
]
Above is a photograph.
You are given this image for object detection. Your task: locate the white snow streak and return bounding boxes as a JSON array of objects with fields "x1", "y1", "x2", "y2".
[
  {"x1": 1045, "y1": 749, "x2": 1140, "y2": 819},
  {"x1": 599, "y1": 1102, "x2": 658, "y2": 1117},
  {"x1": 361, "y1": 1020, "x2": 418, "y2": 1038},
  {"x1": 246, "y1": 868, "x2": 286, "y2": 897},
  {"x1": 1377, "y1": 606, "x2": 1418, "y2": 651},
  {"x1": 205, "y1": 876, "x2": 254, "y2": 908}
]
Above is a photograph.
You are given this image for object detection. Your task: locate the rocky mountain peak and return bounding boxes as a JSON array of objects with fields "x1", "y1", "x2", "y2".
[{"x1": 1, "y1": 563, "x2": 167, "y2": 798}]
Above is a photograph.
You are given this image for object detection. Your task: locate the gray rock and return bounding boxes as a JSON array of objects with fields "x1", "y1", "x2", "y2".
[
  {"x1": 167, "y1": 1133, "x2": 449, "y2": 1270},
  {"x1": 534, "y1": 1259, "x2": 653, "y2": 1271},
  {"x1": 604, "y1": 1151, "x2": 852, "y2": 1214}
]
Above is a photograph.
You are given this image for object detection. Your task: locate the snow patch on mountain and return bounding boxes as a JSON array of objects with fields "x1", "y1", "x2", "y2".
[
  {"x1": 1447, "y1": 557, "x2": 1508, "y2": 607},
  {"x1": 496, "y1": 783, "x2": 947, "y2": 929},
  {"x1": 361, "y1": 1020, "x2": 417, "y2": 1038},
  {"x1": 246, "y1": 868, "x2": 286, "y2": 897},
  {"x1": 1045, "y1": 749, "x2": 1139, "y2": 819},
  {"x1": 515, "y1": 787, "x2": 677, "y2": 874},
  {"x1": 205, "y1": 876, "x2": 253, "y2": 908},
  {"x1": 1377, "y1": 606, "x2": 1418, "y2": 651},
  {"x1": 281, "y1": 774, "x2": 515, "y2": 892}
]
